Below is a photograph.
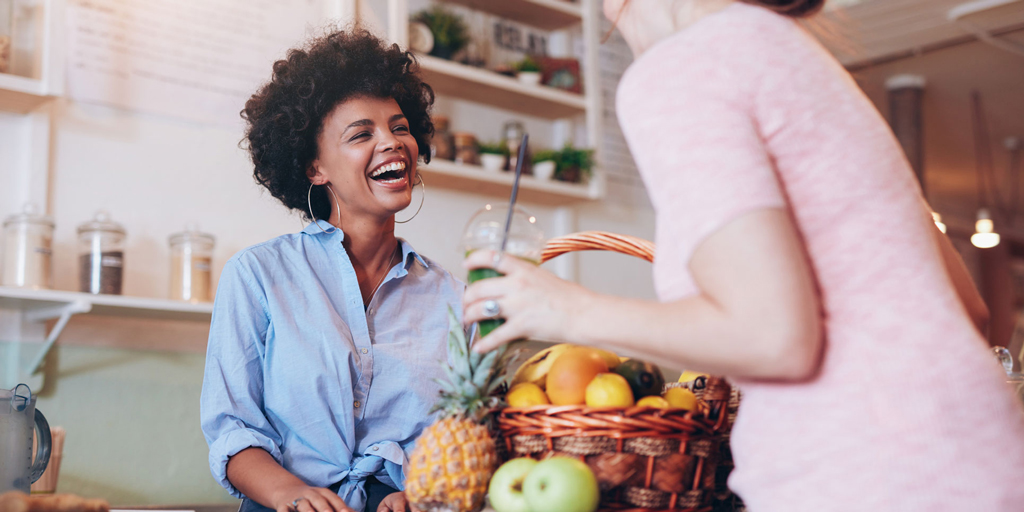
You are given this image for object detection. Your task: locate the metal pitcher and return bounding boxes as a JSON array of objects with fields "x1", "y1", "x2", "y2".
[{"x1": 0, "y1": 384, "x2": 51, "y2": 493}]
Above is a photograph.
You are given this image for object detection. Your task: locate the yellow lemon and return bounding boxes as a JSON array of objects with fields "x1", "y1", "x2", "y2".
[
  {"x1": 636, "y1": 396, "x2": 670, "y2": 409},
  {"x1": 507, "y1": 383, "x2": 551, "y2": 407},
  {"x1": 585, "y1": 373, "x2": 635, "y2": 407},
  {"x1": 663, "y1": 387, "x2": 698, "y2": 410}
]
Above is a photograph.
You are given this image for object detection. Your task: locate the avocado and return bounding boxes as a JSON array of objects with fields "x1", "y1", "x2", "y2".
[{"x1": 613, "y1": 359, "x2": 666, "y2": 399}]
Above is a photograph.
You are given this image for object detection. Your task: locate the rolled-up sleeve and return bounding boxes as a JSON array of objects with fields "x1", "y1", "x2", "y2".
[{"x1": 200, "y1": 255, "x2": 281, "y2": 498}]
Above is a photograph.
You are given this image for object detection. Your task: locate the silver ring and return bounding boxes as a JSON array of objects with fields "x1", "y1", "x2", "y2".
[
  {"x1": 291, "y1": 497, "x2": 307, "y2": 509},
  {"x1": 482, "y1": 299, "x2": 501, "y2": 318}
]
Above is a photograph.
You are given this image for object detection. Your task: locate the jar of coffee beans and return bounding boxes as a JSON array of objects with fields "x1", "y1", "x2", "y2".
[{"x1": 77, "y1": 211, "x2": 126, "y2": 295}]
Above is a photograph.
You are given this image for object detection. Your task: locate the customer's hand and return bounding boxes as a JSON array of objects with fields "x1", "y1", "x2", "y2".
[
  {"x1": 275, "y1": 485, "x2": 353, "y2": 512},
  {"x1": 463, "y1": 249, "x2": 595, "y2": 352},
  {"x1": 377, "y1": 491, "x2": 420, "y2": 512}
]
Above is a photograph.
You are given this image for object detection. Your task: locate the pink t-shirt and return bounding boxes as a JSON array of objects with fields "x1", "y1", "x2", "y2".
[{"x1": 616, "y1": 3, "x2": 1024, "y2": 510}]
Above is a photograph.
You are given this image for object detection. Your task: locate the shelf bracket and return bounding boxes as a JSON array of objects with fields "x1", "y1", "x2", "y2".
[{"x1": 24, "y1": 300, "x2": 92, "y2": 376}]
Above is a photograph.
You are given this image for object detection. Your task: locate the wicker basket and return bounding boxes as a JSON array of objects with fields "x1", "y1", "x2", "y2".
[{"x1": 497, "y1": 232, "x2": 734, "y2": 512}]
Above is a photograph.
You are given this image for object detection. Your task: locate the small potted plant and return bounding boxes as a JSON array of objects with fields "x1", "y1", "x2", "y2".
[
  {"x1": 532, "y1": 149, "x2": 558, "y2": 181},
  {"x1": 514, "y1": 55, "x2": 542, "y2": 86},
  {"x1": 413, "y1": 6, "x2": 469, "y2": 60},
  {"x1": 478, "y1": 141, "x2": 509, "y2": 172},
  {"x1": 553, "y1": 145, "x2": 594, "y2": 184}
]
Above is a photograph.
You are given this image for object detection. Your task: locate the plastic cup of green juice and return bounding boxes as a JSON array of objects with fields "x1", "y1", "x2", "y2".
[{"x1": 461, "y1": 205, "x2": 545, "y2": 338}]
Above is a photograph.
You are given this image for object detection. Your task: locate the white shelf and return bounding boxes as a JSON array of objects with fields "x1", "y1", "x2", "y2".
[
  {"x1": 441, "y1": 0, "x2": 582, "y2": 30},
  {"x1": 421, "y1": 159, "x2": 596, "y2": 205},
  {"x1": 0, "y1": 286, "x2": 213, "y2": 322},
  {"x1": 416, "y1": 54, "x2": 587, "y2": 120},
  {"x1": 0, "y1": 74, "x2": 54, "y2": 114}
]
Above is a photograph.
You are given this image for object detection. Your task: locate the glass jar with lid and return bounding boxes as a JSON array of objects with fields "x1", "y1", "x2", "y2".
[
  {"x1": 169, "y1": 224, "x2": 215, "y2": 303},
  {"x1": 1, "y1": 204, "x2": 54, "y2": 289},
  {"x1": 77, "y1": 211, "x2": 126, "y2": 295}
]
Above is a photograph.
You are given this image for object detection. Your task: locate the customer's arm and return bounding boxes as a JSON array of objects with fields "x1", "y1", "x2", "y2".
[
  {"x1": 227, "y1": 448, "x2": 352, "y2": 512},
  {"x1": 464, "y1": 207, "x2": 823, "y2": 380},
  {"x1": 201, "y1": 258, "x2": 352, "y2": 512},
  {"x1": 932, "y1": 223, "x2": 989, "y2": 334}
]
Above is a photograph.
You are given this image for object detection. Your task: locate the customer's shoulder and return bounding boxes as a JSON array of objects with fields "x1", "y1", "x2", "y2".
[
  {"x1": 414, "y1": 252, "x2": 467, "y2": 291},
  {"x1": 224, "y1": 232, "x2": 309, "y2": 272}
]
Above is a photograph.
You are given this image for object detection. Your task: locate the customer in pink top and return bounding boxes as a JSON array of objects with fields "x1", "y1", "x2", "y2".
[{"x1": 463, "y1": 0, "x2": 1024, "y2": 509}]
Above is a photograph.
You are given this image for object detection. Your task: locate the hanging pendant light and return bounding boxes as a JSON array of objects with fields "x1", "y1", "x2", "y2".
[
  {"x1": 932, "y1": 212, "x2": 947, "y2": 234},
  {"x1": 971, "y1": 208, "x2": 1001, "y2": 248}
]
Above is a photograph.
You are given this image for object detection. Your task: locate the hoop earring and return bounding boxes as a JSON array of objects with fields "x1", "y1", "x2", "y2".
[
  {"x1": 395, "y1": 174, "x2": 426, "y2": 224},
  {"x1": 308, "y1": 182, "x2": 342, "y2": 233}
]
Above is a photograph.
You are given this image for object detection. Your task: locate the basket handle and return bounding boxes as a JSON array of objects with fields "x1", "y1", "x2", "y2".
[
  {"x1": 542, "y1": 231, "x2": 733, "y2": 433},
  {"x1": 541, "y1": 231, "x2": 655, "y2": 264}
]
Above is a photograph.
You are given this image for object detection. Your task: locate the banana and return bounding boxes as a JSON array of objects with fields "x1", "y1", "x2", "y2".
[
  {"x1": 592, "y1": 348, "x2": 622, "y2": 370},
  {"x1": 510, "y1": 344, "x2": 573, "y2": 389}
]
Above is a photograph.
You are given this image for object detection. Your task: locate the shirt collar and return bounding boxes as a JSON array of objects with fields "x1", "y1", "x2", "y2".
[
  {"x1": 302, "y1": 221, "x2": 429, "y2": 270},
  {"x1": 398, "y1": 238, "x2": 429, "y2": 270},
  {"x1": 302, "y1": 220, "x2": 341, "y2": 236}
]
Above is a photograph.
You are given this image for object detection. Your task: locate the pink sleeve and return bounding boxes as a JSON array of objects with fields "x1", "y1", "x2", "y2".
[{"x1": 619, "y1": 77, "x2": 788, "y2": 266}]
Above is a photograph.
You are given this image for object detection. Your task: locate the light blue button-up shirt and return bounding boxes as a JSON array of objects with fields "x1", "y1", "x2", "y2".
[{"x1": 200, "y1": 221, "x2": 463, "y2": 512}]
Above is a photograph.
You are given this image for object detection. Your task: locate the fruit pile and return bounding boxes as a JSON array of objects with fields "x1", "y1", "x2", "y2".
[{"x1": 506, "y1": 344, "x2": 700, "y2": 411}]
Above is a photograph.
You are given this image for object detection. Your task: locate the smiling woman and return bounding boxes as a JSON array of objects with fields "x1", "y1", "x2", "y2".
[{"x1": 200, "y1": 30, "x2": 463, "y2": 512}]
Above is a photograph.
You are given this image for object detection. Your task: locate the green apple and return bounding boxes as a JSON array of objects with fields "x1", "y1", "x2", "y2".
[
  {"x1": 488, "y1": 457, "x2": 539, "y2": 512},
  {"x1": 523, "y1": 457, "x2": 600, "y2": 512}
]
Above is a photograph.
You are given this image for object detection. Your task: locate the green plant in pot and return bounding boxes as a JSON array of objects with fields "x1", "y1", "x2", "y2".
[
  {"x1": 532, "y1": 149, "x2": 559, "y2": 181},
  {"x1": 413, "y1": 6, "x2": 469, "y2": 60},
  {"x1": 513, "y1": 55, "x2": 542, "y2": 86},
  {"x1": 478, "y1": 140, "x2": 509, "y2": 172},
  {"x1": 553, "y1": 145, "x2": 594, "y2": 183}
]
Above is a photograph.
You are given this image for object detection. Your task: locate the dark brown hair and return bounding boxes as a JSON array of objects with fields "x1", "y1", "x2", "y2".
[
  {"x1": 742, "y1": 0, "x2": 826, "y2": 18},
  {"x1": 241, "y1": 29, "x2": 435, "y2": 222}
]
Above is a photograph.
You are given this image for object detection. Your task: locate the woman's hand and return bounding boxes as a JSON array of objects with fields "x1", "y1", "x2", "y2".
[
  {"x1": 274, "y1": 485, "x2": 353, "y2": 512},
  {"x1": 463, "y1": 250, "x2": 596, "y2": 352},
  {"x1": 377, "y1": 491, "x2": 420, "y2": 512}
]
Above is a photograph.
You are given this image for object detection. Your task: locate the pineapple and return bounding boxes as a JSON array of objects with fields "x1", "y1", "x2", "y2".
[{"x1": 405, "y1": 308, "x2": 508, "y2": 512}]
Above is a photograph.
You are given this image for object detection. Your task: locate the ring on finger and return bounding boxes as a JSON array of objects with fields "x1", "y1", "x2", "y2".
[
  {"x1": 291, "y1": 497, "x2": 308, "y2": 509},
  {"x1": 482, "y1": 299, "x2": 501, "y2": 318}
]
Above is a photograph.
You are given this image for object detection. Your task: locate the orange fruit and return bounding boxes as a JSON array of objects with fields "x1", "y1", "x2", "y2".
[
  {"x1": 507, "y1": 383, "x2": 551, "y2": 407},
  {"x1": 585, "y1": 373, "x2": 635, "y2": 407},
  {"x1": 663, "y1": 388, "x2": 698, "y2": 410},
  {"x1": 546, "y1": 348, "x2": 610, "y2": 405},
  {"x1": 636, "y1": 396, "x2": 670, "y2": 409}
]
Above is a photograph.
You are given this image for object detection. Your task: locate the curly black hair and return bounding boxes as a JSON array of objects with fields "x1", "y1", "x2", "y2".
[{"x1": 241, "y1": 29, "x2": 435, "y2": 222}]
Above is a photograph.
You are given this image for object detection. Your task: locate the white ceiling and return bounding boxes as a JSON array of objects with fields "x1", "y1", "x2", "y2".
[{"x1": 820, "y1": 0, "x2": 1024, "y2": 66}]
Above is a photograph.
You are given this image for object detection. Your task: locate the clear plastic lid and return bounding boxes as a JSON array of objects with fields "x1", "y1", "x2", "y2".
[
  {"x1": 76, "y1": 210, "x2": 125, "y2": 236},
  {"x1": 3, "y1": 204, "x2": 54, "y2": 229},
  {"x1": 461, "y1": 205, "x2": 545, "y2": 262},
  {"x1": 169, "y1": 223, "x2": 215, "y2": 247}
]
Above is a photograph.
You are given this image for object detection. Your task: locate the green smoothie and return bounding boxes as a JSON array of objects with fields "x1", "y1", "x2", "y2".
[
  {"x1": 460, "y1": 205, "x2": 545, "y2": 341},
  {"x1": 468, "y1": 267, "x2": 505, "y2": 337}
]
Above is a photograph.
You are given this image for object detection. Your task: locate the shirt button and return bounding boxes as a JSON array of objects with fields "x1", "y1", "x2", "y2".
[
  {"x1": 353, "y1": 401, "x2": 361, "y2": 408},
  {"x1": 367, "y1": 308, "x2": 373, "y2": 315},
  {"x1": 372, "y1": 446, "x2": 379, "y2": 451},
  {"x1": 361, "y1": 348, "x2": 368, "y2": 354}
]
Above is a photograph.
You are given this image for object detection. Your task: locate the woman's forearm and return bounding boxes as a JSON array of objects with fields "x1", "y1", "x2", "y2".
[
  {"x1": 226, "y1": 447, "x2": 309, "y2": 509},
  {"x1": 572, "y1": 291, "x2": 818, "y2": 379}
]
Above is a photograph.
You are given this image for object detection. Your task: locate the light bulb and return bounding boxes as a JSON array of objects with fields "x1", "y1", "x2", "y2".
[
  {"x1": 932, "y1": 212, "x2": 946, "y2": 234},
  {"x1": 971, "y1": 208, "x2": 1000, "y2": 248}
]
